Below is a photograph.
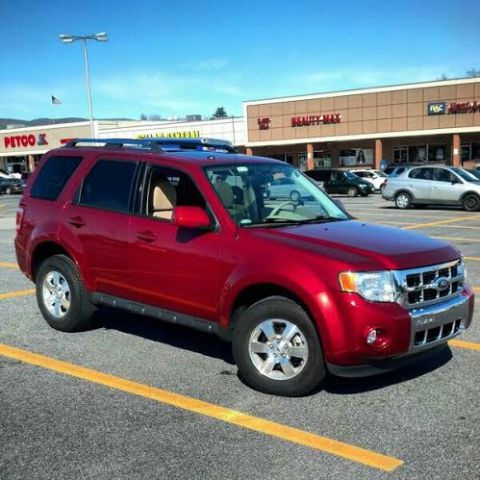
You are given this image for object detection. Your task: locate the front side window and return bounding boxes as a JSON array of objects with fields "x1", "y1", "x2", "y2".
[
  {"x1": 205, "y1": 163, "x2": 348, "y2": 226},
  {"x1": 143, "y1": 166, "x2": 206, "y2": 221},
  {"x1": 79, "y1": 159, "x2": 137, "y2": 213},
  {"x1": 30, "y1": 156, "x2": 82, "y2": 201},
  {"x1": 449, "y1": 167, "x2": 479, "y2": 183}
]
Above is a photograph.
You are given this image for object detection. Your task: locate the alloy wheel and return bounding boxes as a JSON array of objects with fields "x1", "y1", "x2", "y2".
[
  {"x1": 42, "y1": 271, "x2": 71, "y2": 318},
  {"x1": 248, "y1": 319, "x2": 309, "y2": 380}
]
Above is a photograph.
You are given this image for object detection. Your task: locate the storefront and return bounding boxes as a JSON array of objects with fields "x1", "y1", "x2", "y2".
[
  {"x1": 0, "y1": 122, "x2": 91, "y2": 173},
  {"x1": 244, "y1": 78, "x2": 480, "y2": 170},
  {"x1": 97, "y1": 117, "x2": 246, "y2": 147}
]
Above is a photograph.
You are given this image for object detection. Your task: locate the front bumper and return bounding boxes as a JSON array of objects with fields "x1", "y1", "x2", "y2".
[{"x1": 326, "y1": 290, "x2": 474, "y2": 377}]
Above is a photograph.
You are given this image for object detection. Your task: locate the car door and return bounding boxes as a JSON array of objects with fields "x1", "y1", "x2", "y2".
[
  {"x1": 329, "y1": 171, "x2": 344, "y2": 193},
  {"x1": 62, "y1": 157, "x2": 139, "y2": 298},
  {"x1": 128, "y1": 164, "x2": 224, "y2": 322},
  {"x1": 405, "y1": 167, "x2": 434, "y2": 201},
  {"x1": 431, "y1": 168, "x2": 465, "y2": 203}
]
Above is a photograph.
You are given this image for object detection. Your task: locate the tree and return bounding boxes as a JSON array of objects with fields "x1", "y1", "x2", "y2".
[
  {"x1": 466, "y1": 68, "x2": 480, "y2": 77},
  {"x1": 211, "y1": 107, "x2": 228, "y2": 119},
  {"x1": 437, "y1": 74, "x2": 449, "y2": 80},
  {"x1": 140, "y1": 113, "x2": 147, "y2": 120}
]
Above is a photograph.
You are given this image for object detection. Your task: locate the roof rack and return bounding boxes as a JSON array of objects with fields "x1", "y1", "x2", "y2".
[{"x1": 64, "y1": 137, "x2": 236, "y2": 153}]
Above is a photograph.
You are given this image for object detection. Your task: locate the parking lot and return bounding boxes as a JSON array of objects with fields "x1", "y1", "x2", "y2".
[{"x1": 0, "y1": 193, "x2": 479, "y2": 480}]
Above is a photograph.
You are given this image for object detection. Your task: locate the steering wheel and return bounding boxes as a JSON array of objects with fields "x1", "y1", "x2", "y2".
[{"x1": 267, "y1": 200, "x2": 298, "y2": 218}]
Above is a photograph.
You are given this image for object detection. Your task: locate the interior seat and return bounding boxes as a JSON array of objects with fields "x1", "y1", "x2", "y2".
[{"x1": 152, "y1": 180, "x2": 177, "y2": 220}]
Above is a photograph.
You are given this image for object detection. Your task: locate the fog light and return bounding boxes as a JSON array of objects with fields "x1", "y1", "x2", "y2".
[{"x1": 366, "y1": 328, "x2": 378, "y2": 345}]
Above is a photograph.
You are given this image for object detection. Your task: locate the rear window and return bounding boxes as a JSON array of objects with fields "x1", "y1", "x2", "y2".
[
  {"x1": 30, "y1": 156, "x2": 82, "y2": 200},
  {"x1": 79, "y1": 159, "x2": 137, "y2": 213}
]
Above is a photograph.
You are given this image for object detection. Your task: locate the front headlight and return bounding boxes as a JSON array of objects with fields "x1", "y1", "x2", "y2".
[{"x1": 338, "y1": 271, "x2": 397, "y2": 302}]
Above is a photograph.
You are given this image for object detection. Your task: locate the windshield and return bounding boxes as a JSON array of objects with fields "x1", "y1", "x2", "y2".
[
  {"x1": 205, "y1": 163, "x2": 349, "y2": 226},
  {"x1": 449, "y1": 167, "x2": 480, "y2": 182}
]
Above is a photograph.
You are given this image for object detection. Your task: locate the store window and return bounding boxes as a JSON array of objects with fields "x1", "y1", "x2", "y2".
[
  {"x1": 314, "y1": 150, "x2": 331, "y2": 168},
  {"x1": 428, "y1": 145, "x2": 449, "y2": 163},
  {"x1": 339, "y1": 148, "x2": 373, "y2": 166},
  {"x1": 408, "y1": 146, "x2": 427, "y2": 163},
  {"x1": 267, "y1": 154, "x2": 294, "y2": 165},
  {"x1": 298, "y1": 153, "x2": 307, "y2": 172},
  {"x1": 393, "y1": 147, "x2": 408, "y2": 163}
]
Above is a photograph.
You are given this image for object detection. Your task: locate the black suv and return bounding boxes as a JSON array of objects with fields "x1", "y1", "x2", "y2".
[{"x1": 306, "y1": 169, "x2": 374, "y2": 197}]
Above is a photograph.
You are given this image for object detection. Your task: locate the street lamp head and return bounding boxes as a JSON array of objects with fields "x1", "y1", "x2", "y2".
[
  {"x1": 94, "y1": 32, "x2": 108, "y2": 42},
  {"x1": 59, "y1": 33, "x2": 75, "y2": 43}
]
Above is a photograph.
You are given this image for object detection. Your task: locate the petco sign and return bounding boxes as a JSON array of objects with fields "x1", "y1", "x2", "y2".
[{"x1": 4, "y1": 133, "x2": 48, "y2": 148}]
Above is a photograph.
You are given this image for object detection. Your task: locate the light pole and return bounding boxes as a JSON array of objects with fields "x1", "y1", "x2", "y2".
[{"x1": 59, "y1": 32, "x2": 108, "y2": 138}]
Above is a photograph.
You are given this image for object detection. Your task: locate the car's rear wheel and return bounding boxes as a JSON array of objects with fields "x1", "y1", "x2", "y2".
[
  {"x1": 347, "y1": 187, "x2": 358, "y2": 197},
  {"x1": 5, "y1": 187, "x2": 12, "y2": 195},
  {"x1": 462, "y1": 193, "x2": 480, "y2": 212},
  {"x1": 395, "y1": 192, "x2": 412, "y2": 209},
  {"x1": 290, "y1": 190, "x2": 301, "y2": 202},
  {"x1": 232, "y1": 296, "x2": 325, "y2": 396},
  {"x1": 36, "y1": 254, "x2": 94, "y2": 332}
]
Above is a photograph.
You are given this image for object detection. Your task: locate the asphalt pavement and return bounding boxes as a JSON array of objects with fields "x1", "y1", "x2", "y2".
[{"x1": 0, "y1": 193, "x2": 479, "y2": 480}]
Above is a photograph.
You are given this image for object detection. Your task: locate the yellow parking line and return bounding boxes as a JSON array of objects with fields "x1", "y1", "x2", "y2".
[
  {"x1": 0, "y1": 289, "x2": 35, "y2": 300},
  {"x1": 0, "y1": 343, "x2": 403, "y2": 472},
  {"x1": 431, "y1": 236, "x2": 480, "y2": 243},
  {"x1": 473, "y1": 287, "x2": 480, "y2": 293},
  {"x1": 438, "y1": 225, "x2": 480, "y2": 230},
  {"x1": 403, "y1": 215, "x2": 477, "y2": 230},
  {"x1": 449, "y1": 339, "x2": 480, "y2": 352},
  {"x1": 465, "y1": 257, "x2": 480, "y2": 262},
  {"x1": 0, "y1": 261, "x2": 19, "y2": 269}
]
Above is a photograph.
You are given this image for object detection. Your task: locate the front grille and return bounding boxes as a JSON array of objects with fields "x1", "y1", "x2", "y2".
[
  {"x1": 394, "y1": 259, "x2": 464, "y2": 309},
  {"x1": 413, "y1": 319, "x2": 462, "y2": 347}
]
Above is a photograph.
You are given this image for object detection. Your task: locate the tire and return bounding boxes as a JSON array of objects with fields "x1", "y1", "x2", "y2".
[
  {"x1": 395, "y1": 192, "x2": 412, "y2": 209},
  {"x1": 290, "y1": 190, "x2": 301, "y2": 202},
  {"x1": 347, "y1": 187, "x2": 358, "y2": 197},
  {"x1": 232, "y1": 296, "x2": 325, "y2": 396},
  {"x1": 36, "y1": 254, "x2": 94, "y2": 332},
  {"x1": 462, "y1": 193, "x2": 480, "y2": 212},
  {"x1": 5, "y1": 187, "x2": 12, "y2": 195}
]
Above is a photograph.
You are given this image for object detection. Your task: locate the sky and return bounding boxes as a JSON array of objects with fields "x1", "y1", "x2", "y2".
[{"x1": 1, "y1": 0, "x2": 479, "y2": 121}]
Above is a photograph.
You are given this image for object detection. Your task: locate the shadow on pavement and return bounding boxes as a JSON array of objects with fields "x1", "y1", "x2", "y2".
[
  {"x1": 323, "y1": 346, "x2": 453, "y2": 395},
  {"x1": 92, "y1": 306, "x2": 235, "y2": 365}
]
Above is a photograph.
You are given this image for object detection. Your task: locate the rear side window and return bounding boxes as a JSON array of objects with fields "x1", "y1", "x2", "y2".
[
  {"x1": 79, "y1": 159, "x2": 137, "y2": 213},
  {"x1": 30, "y1": 156, "x2": 82, "y2": 200}
]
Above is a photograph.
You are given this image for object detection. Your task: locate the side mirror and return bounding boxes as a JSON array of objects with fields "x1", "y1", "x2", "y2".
[{"x1": 172, "y1": 206, "x2": 212, "y2": 229}]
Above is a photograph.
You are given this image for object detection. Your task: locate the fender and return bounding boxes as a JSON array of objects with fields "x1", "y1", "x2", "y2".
[
  {"x1": 28, "y1": 225, "x2": 95, "y2": 291},
  {"x1": 218, "y1": 262, "x2": 340, "y2": 353}
]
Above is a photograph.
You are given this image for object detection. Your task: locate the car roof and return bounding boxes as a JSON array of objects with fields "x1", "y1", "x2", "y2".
[{"x1": 49, "y1": 145, "x2": 285, "y2": 168}]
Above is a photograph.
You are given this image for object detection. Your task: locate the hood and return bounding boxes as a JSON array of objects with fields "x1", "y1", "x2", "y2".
[{"x1": 250, "y1": 220, "x2": 459, "y2": 270}]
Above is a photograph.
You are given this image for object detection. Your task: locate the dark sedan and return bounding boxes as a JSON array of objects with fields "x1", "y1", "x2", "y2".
[{"x1": 0, "y1": 178, "x2": 25, "y2": 195}]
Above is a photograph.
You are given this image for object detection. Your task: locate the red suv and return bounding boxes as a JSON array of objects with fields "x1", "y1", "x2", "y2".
[{"x1": 15, "y1": 138, "x2": 474, "y2": 396}]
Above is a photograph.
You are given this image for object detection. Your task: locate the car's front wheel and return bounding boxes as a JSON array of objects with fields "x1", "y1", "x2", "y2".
[
  {"x1": 347, "y1": 187, "x2": 358, "y2": 197},
  {"x1": 462, "y1": 193, "x2": 480, "y2": 212},
  {"x1": 232, "y1": 296, "x2": 325, "y2": 396},
  {"x1": 36, "y1": 254, "x2": 95, "y2": 332},
  {"x1": 395, "y1": 192, "x2": 412, "y2": 209}
]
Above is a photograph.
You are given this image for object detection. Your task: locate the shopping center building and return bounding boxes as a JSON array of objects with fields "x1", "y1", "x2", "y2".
[
  {"x1": 244, "y1": 77, "x2": 480, "y2": 171},
  {"x1": 0, "y1": 117, "x2": 245, "y2": 174},
  {"x1": 2, "y1": 77, "x2": 479, "y2": 174}
]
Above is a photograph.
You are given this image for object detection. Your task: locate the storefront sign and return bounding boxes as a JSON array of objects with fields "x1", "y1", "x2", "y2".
[
  {"x1": 3, "y1": 133, "x2": 48, "y2": 148},
  {"x1": 291, "y1": 113, "x2": 341, "y2": 127},
  {"x1": 136, "y1": 130, "x2": 200, "y2": 139},
  {"x1": 427, "y1": 101, "x2": 480, "y2": 115},
  {"x1": 448, "y1": 101, "x2": 480, "y2": 114},
  {"x1": 257, "y1": 117, "x2": 271, "y2": 130},
  {"x1": 427, "y1": 102, "x2": 446, "y2": 115}
]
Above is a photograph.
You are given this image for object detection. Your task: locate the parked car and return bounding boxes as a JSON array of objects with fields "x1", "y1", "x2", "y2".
[
  {"x1": 382, "y1": 165, "x2": 480, "y2": 211},
  {"x1": 15, "y1": 138, "x2": 474, "y2": 396},
  {"x1": 305, "y1": 168, "x2": 374, "y2": 197},
  {"x1": 0, "y1": 177, "x2": 25, "y2": 195},
  {"x1": 265, "y1": 176, "x2": 310, "y2": 201},
  {"x1": 0, "y1": 168, "x2": 22, "y2": 180},
  {"x1": 349, "y1": 169, "x2": 387, "y2": 191}
]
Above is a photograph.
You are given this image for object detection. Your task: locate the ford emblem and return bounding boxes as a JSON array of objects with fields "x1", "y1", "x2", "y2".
[{"x1": 436, "y1": 277, "x2": 450, "y2": 291}]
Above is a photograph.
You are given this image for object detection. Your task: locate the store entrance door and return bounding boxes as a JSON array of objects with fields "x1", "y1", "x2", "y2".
[{"x1": 314, "y1": 150, "x2": 331, "y2": 168}]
